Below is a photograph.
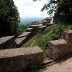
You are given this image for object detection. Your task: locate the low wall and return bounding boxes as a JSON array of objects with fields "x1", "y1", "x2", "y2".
[
  {"x1": 47, "y1": 30, "x2": 72, "y2": 60},
  {"x1": 0, "y1": 47, "x2": 44, "y2": 72},
  {"x1": 15, "y1": 32, "x2": 33, "y2": 47},
  {"x1": 47, "y1": 39, "x2": 67, "y2": 60},
  {"x1": 0, "y1": 36, "x2": 16, "y2": 49}
]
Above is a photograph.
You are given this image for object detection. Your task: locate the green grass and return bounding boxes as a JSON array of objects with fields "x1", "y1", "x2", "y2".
[
  {"x1": 21, "y1": 35, "x2": 38, "y2": 47},
  {"x1": 21, "y1": 23, "x2": 72, "y2": 49}
]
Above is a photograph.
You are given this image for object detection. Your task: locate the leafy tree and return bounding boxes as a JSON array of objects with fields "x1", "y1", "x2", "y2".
[
  {"x1": 0, "y1": 0, "x2": 20, "y2": 37},
  {"x1": 54, "y1": 0, "x2": 72, "y2": 23},
  {"x1": 33, "y1": 0, "x2": 72, "y2": 24}
]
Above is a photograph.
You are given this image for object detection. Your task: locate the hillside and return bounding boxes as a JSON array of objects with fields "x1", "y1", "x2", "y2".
[{"x1": 21, "y1": 23, "x2": 72, "y2": 49}]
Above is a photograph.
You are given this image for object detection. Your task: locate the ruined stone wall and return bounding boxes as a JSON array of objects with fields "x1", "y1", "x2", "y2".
[
  {"x1": 47, "y1": 30, "x2": 72, "y2": 60},
  {"x1": 0, "y1": 47, "x2": 44, "y2": 72}
]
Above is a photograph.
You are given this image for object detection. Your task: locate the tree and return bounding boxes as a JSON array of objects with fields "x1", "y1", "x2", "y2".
[
  {"x1": 33, "y1": 0, "x2": 72, "y2": 24},
  {"x1": 54, "y1": 0, "x2": 72, "y2": 23},
  {"x1": 0, "y1": 0, "x2": 20, "y2": 37}
]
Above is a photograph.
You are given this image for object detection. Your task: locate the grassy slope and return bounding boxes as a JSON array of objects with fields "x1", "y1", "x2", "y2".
[{"x1": 21, "y1": 24, "x2": 72, "y2": 49}]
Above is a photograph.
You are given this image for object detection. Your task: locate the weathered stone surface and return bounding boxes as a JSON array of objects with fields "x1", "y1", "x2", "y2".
[
  {"x1": 47, "y1": 39, "x2": 68, "y2": 60},
  {"x1": 29, "y1": 24, "x2": 42, "y2": 28},
  {"x1": 15, "y1": 37, "x2": 26, "y2": 45},
  {"x1": 63, "y1": 30, "x2": 72, "y2": 42},
  {"x1": 0, "y1": 36, "x2": 14, "y2": 44},
  {"x1": 26, "y1": 28, "x2": 33, "y2": 32},
  {"x1": 18, "y1": 32, "x2": 31, "y2": 38},
  {"x1": 0, "y1": 36, "x2": 15, "y2": 49},
  {"x1": 62, "y1": 30, "x2": 72, "y2": 51},
  {"x1": 0, "y1": 47, "x2": 44, "y2": 72},
  {"x1": 38, "y1": 26, "x2": 46, "y2": 29}
]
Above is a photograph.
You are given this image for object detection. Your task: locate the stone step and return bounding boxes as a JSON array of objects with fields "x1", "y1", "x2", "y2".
[
  {"x1": 0, "y1": 36, "x2": 14, "y2": 44},
  {"x1": 29, "y1": 24, "x2": 42, "y2": 28},
  {"x1": 18, "y1": 32, "x2": 31, "y2": 38},
  {"x1": 38, "y1": 25, "x2": 46, "y2": 29},
  {"x1": 0, "y1": 36, "x2": 15, "y2": 49},
  {"x1": 43, "y1": 58, "x2": 54, "y2": 65},
  {"x1": 47, "y1": 39, "x2": 68, "y2": 60},
  {"x1": 26, "y1": 28, "x2": 33, "y2": 32},
  {"x1": 0, "y1": 47, "x2": 44, "y2": 72},
  {"x1": 15, "y1": 37, "x2": 26, "y2": 45}
]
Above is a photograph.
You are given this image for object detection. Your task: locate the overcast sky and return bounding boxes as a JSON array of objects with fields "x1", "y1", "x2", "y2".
[{"x1": 13, "y1": 0, "x2": 49, "y2": 18}]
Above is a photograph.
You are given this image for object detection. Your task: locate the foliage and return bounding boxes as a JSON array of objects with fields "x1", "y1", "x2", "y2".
[
  {"x1": 21, "y1": 23, "x2": 72, "y2": 49},
  {"x1": 33, "y1": 0, "x2": 72, "y2": 24},
  {"x1": 36, "y1": 24, "x2": 72, "y2": 49},
  {"x1": 36, "y1": 24, "x2": 64, "y2": 49},
  {"x1": 41, "y1": 0, "x2": 58, "y2": 16},
  {"x1": 54, "y1": 0, "x2": 72, "y2": 23},
  {"x1": 0, "y1": 0, "x2": 20, "y2": 36}
]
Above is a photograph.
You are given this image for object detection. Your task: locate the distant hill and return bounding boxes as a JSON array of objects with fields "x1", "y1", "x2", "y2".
[{"x1": 20, "y1": 17, "x2": 46, "y2": 25}]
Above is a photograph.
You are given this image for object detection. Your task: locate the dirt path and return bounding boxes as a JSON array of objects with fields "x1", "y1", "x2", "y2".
[{"x1": 40, "y1": 56, "x2": 72, "y2": 72}]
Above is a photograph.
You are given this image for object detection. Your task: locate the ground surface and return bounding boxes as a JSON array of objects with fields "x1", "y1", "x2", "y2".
[{"x1": 40, "y1": 54, "x2": 72, "y2": 72}]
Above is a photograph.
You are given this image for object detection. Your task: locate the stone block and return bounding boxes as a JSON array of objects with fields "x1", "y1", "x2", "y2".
[
  {"x1": 26, "y1": 28, "x2": 33, "y2": 32},
  {"x1": 0, "y1": 36, "x2": 15, "y2": 49},
  {"x1": 15, "y1": 37, "x2": 26, "y2": 46},
  {"x1": 62, "y1": 30, "x2": 72, "y2": 42},
  {"x1": 62, "y1": 30, "x2": 72, "y2": 51},
  {"x1": 47, "y1": 39, "x2": 68, "y2": 60},
  {"x1": 18, "y1": 32, "x2": 31, "y2": 38},
  {"x1": 0, "y1": 47, "x2": 44, "y2": 72}
]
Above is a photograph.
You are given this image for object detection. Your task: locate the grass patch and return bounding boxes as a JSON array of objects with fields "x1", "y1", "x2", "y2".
[
  {"x1": 21, "y1": 23, "x2": 72, "y2": 49},
  {"x1": 21, "y1": 35, "x2": 38, "y2": 47}
]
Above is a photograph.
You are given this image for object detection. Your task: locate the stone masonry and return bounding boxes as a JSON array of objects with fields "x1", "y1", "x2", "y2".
[
  {"x1": 48, "y1": 39, "x2": 67, "y2": 60},
  {"x1": 47, "y1": 30, "x2": 72, "y2": 60},
  {"x1": 0, "y1": 47, "x2": 44, "y2": 72},
  {"x1": 0, "y1": 18, "x2": 54, "y2": 72},
  {"x1": 0, "y1": 36, "x2": 15, "y2": 49}
]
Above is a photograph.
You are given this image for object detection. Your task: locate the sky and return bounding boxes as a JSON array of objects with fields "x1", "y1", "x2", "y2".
[{"x1": 13, "y1": 0, "x2": 49, "y2": 18}]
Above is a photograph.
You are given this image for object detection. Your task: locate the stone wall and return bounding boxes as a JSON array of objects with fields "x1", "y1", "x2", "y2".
[
  {"x1": 47, "y1": 39, "x2": 67, "y2": 60},
  {"x1": 0, "y1": 36, "x2": 16, "y2": 49},
  {"x1": 0, "y1": 47, "x2": 44, "y2": 72},
  {"x1": 47, "y1": 30, "x2": 72, "y2": 60}
]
